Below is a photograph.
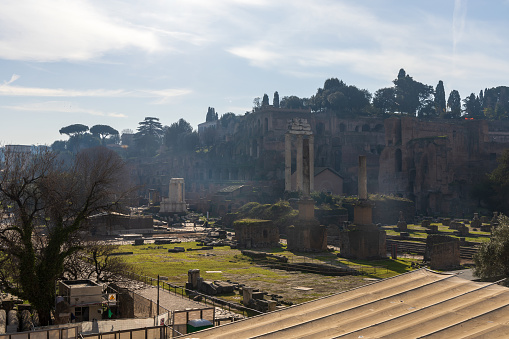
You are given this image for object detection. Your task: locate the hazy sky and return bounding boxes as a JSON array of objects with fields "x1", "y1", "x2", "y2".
[{"x1": 1, "y1": 0, "x2": 509, "y2": 145}]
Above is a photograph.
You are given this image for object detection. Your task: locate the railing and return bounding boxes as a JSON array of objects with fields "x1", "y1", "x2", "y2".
[
  {"x1": 125, "y1": 271, "x2": 263, "y2": 317},
  {"x1": 0, "y1": 326, "x2": 78, "y2": 339},
  {"x1": 82, "y1": 325, "x2": 166, "y2": 339}
]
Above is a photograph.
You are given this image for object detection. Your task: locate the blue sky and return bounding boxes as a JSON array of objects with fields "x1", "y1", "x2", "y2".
[{"x1": 1, "y1": 0, "x2": 509, "y2": 145}]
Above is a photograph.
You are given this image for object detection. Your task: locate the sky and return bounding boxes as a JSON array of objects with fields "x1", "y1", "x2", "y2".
[{"x1": 1, "y1": 0, "x2": 509, "y2": 145}]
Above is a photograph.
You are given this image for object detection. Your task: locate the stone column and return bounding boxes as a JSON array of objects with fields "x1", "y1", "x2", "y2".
[
  {"x1": 303, "y1": 138, "x2": 310, "y2": 197},
  {"x1": 309, "y1": 135, "x2": 314, "y2": 193},
  {"x1": 285, "y1": 133, "x2": 292, "y2": 191},
  {"x1": 358, "y1": 155, "x2": 367, "y2": 200},
  {"x1": 296, "y1": 134, "x2": 303, "y2": 192}
]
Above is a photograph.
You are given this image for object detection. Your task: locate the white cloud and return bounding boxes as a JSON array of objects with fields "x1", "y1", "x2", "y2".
[
  {"x1": 453, "y1": 0, "x2": 468, "y2": 55},
  {"x1": 4, "y1": 74, "x2": 20, "y2": 85},
  {"x1": 0, "y1": 0, "x2": 161, "y2": 62},
  {"x1": 0, "y1": 74, "x2": 192, "y2": 102},
  {"x1": 2, "y1": 101, "x2": 127, "y2": 118}
]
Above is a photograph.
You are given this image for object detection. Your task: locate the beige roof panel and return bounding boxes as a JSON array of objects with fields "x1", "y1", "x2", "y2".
[{"x1": 182, "y1": 269, "x2": 509, "y2": 339}]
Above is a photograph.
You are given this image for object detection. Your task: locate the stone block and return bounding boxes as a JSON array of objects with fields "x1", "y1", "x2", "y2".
[
  {"x1": 425, "y1": 235, "x2": 460, "y2": 270},
  {"x1": 397, "y1": 221, "x2": 407, "y2": 231},
  {"x1": 188, "y1": 269, "x2": 200, "y2": 289},
  {"x1": 242, "y1": 287, "x2": 254, "y2": 306},
  {"x1": 6, "y1": 325, "x2": 17, "y2": 334},
  {"x1": 480, "y1": 224, "x2": 491, "y2": 232},
  {"x1": 168, "y1": 247, "x2": 185, "y2": 253},
  {"x1": 426, "y1": 225, "x2": 439, "y2": 234}
]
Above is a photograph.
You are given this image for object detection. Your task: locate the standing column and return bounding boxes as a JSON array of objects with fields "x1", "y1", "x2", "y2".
[
  {"x1": 302, "y1": 138, "x2": 310, "y2": 197},
  {"x1": 358, "y1": 155, "x2": 368, "y2": 200},
  {"x1": 296, "y1": 134, "x2": 303, "y2": 192},
  {"x1": 309, "y1": 135, "x2": 314, "y2": 193},
  {"x1": 285, "y1": 133, "x2": 292, "y2": 191}
]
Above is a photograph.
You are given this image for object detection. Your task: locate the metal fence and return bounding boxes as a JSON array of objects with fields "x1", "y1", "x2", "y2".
[
  {"x1": 0, "y1": 326, "x2": 78, "y2": 339},
  {"x1": 125, "y1": 271, "x2": 262, "y2": 318},
  {"x1": 82, "y1": 325, "x2": 166, "y2": 339}
]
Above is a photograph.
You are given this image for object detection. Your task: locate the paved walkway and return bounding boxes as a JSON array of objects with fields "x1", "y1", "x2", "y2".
[
  {"x1": 136, "y1": 285, "x2": 207, "y2": 311},
  {"x1": 135, "y1": 285, "x2": 245, "y2": 320}
]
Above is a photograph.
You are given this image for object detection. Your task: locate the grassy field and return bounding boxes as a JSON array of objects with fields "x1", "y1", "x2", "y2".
[{"x1": 118, "y1": 242, "x2": 419, "y2": 304}]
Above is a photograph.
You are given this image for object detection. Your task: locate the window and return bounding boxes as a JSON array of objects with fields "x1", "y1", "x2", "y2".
[{"x1": 74, "y1": 306, "x2": 90, "y2": 322}]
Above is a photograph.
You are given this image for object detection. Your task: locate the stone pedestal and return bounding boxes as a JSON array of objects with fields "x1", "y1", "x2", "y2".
[
  {"x1": 353, "y1": 201, "x2": 373, "y2": 226},
  {"x1": 298, "y1": 198, "x2": 315, "y2": 221},
  {"x1": 339, "y1": 227, "x2": 386, "y2": 260},
  {"x1": 287, "y1": 220, "x2": 327, "y2": 252}
]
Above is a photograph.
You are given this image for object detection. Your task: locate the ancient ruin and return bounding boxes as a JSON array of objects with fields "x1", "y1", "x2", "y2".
[
  {"x1": 339, "y1": 156, "x2": 386, "y2": 259},
  {"x1": 424, "y1": 235, "x2": 460, "y2": 270},
  {"x1": 285, "y1": 118, "x2": 314, "y2": 193},
  {"x1": 233, "y1": 219, "x2": 279, "y2": 249},
  {"x1": 285, "y1": 119, "x2": 327, "y2": 251},
  {"x1": 160, "y1": 178, "x2": 187, "y2": 215}
]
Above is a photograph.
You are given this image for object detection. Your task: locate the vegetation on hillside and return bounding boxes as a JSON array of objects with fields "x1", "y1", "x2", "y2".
[{"x1": 232, "y1": 201, "x2": 298, "y2": 228}]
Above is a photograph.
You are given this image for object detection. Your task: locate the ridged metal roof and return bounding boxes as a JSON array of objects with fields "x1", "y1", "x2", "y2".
[{"x1": 182, "y1": 269, "x2": 509, "y2": 338}]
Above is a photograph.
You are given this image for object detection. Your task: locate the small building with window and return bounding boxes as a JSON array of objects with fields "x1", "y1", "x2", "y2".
[{"x1": 58, "y1": 280, "x2": 104, "y2": 323}]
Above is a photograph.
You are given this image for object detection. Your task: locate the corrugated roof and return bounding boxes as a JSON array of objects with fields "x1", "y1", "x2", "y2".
[{"x1": 182, "y1": 269, "x2": 509, "y2": 338}]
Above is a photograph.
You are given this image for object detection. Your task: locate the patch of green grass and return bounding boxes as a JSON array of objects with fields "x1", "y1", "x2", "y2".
[
  {"x1": 382, "y1": 223, "x2": 491, "y2": 243},
  {"x1": 337, "y1": 257, "x2": 417, "y2": 279}
]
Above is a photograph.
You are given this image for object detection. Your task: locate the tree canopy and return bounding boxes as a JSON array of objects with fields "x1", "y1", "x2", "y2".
[
  {"x1": 273, "y1": 91, "x2": 280, "y2": 108},
  {"x1": 482, "y1": 86, "x2": 509, "y2": 120},
  {"x1": 59, "y1": 124, "x2": 89, "y2": 137},
  {"x1": 0, "y1": 147, "x2": 131, "y2": 324},
  {"x1": 206, "y1": 107, "x2": 218, "y2": 122},
  {"x1": 463, "y1": 93, "x2": 482, "y2": 118},
  {"x1": 309, "y1": 78, "x2": 371, "y2": 115},
  {"x1": 280, "y1": 95, "x2": 307, "y2": 109},
  {"x1": 134, "y1": 117, "x2": 164, "y2": 156},
  {"x1": 373, "y1": 87, "x2": 396, "y2": 115},
  {"x1": 393, "y1": 69, "x2": 434, "y2": 117},
  {"x1": 262, "y1": 93, "x2": 269, "y2": 107},
  {"x1": 474, "y1": 214, "x2": 509, "y2": 280},
  {"x1": 90, "y1": 124, "x2": 119, "y2": 145},
  {"x1": 164, "y1": 118, "x2": 198, "y2": 152},
  {"x1": 447, "y1": 90, "x2": 462, "y2": 118},
  {"x1": 434, "y1": 80, "x2": 446, "y2": 117}
]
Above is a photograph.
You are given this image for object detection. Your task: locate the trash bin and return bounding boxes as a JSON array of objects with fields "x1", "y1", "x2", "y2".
[{"x1": 187, "y1": 319, "x2": 213, "y2": 333}]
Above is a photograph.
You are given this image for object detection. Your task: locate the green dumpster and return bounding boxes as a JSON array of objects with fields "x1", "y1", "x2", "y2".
[{"x1": 187, "y1": 319, "x2": 213, "y2": 333}]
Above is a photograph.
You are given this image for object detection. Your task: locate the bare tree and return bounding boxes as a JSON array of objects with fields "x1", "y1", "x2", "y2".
[
  {"x1": 63, "y1": 241, "x2": 131, "y2": 283},
  {"x1": 0, "y1": 146, "x2": 133, "y2": 325}
]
